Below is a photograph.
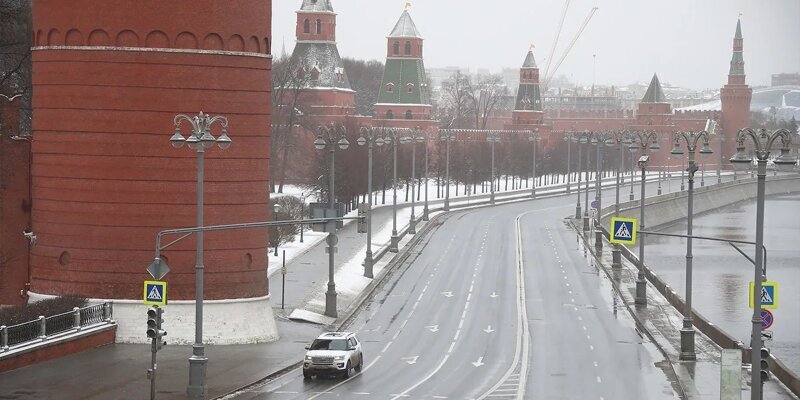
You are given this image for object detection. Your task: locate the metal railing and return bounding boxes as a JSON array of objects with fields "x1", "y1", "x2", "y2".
[{"x1": 1, "y1": 302, "x2": 113, "y2": 352}]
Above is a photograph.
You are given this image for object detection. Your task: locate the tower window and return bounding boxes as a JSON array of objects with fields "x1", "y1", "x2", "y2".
[
  {"x1": 386, "y1": 83, "x2": 394, "y2": 93},
  {"x1": 386, "y1": 110, "x2": 394, "y2": 119},
  {"x1": 393, "y1": 42, "x2": 400, "y2": 55},
  {"x1": 406, "y1": 83, "x2": 414, "y2": 93},
  {"x1": 405, "y1": 110, "x2": 413, "y2": 120},
  {"x1": 310, "y1": 67, "x2": 320, "y2": 81},
  {"x1": 296, "y1": 68, "x2": 305, "y2": 80},
  {"x1": 303, "y1": 19, "x2": 310, "y2": 34},
  {"x1": 404, "y1": 41, "x2": 412, "y2": 55},
  {"x1": 316, "y1": 19, "x2": 322, "y2": 34}
]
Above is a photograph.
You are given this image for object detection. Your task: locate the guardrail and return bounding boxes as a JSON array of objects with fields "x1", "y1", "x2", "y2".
[{"x1": 0, "y1": 302, "x2": 114, "y2": 352}]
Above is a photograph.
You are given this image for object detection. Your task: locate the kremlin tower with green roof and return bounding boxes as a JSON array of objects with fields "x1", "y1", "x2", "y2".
[{"x1": 374, "y1": 4, "x2": 435, "y2": 129}]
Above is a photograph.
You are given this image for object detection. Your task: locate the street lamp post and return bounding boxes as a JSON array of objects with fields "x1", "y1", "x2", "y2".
[
  {"x1": 487, "y1": 131, "x2": 501, "y2": 204},
  {"x1": 385, "y1": 129, "x2": 407, "y2": 252},
  {"x1": 408, "y1": 129, "x2": 425, "y2": 234},
  {"x1": 730, "y1": 128, "x2": 796, "y2": 400},
  {"x1": 422, "y1": 130, "x2": 430, "y2": 221},
  {"x1": 314, "y1": 125, "x2": 351, "y2": 318},
  {"x1": 170, "y1": 111, "x2": 231, "y2": 400},
  {"x1": 440, "y1": 131, "x2": 456, "y2": 211},
  {"x1": 357, "y1": 127, "x2": 382, "y2": 278},
  {"x1": 671, "y1": 130, "x2": 713, "y2": 361},
  {"x1": 299, "y1": 193, "x2": 306, "y2": 243},
  {"x1": 591, "y1": 131, "x2": 617, "y2": 248},
  {"x1": 273, "y1": 204, "x2": 281, "y2": 256},
  {"x1": 564, "y1": 131, "x2": 572, "y2": 194},
  {"x1": 583, "y1": 133, "x2": 592, "y2": 232},
  {"x1": 629, "y1": 146, "x2": 636, "y2": 201},
  {"x1": 529, "y1": 130, "x2": 540, "y2": 199},
  {"x1": 629, "y1": 131, "x2": 660, "y2": 306},
  {"x1": 572, "y1": 133, "x2": 583, "y2": 219},
  {"x1": 607, "y1": 131, "x2": 633, "y2": 267}
]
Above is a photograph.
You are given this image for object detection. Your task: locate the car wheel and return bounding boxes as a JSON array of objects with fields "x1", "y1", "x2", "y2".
[
  {"x1": 355, "y1": 355, "x2": 363, "y2": 372},
  {"x1": 343, "y1": 361, "x2": 352, "y2": 379},
  {"x1": 303, "y1": 370, "x2": 312, "y2": 380}
]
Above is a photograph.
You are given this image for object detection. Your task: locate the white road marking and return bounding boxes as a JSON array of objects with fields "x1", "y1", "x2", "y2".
[
  {"x1": 472, "y1": 356, "x2": 485, "y2": 367},
  {"x1": 596, "y1": 376, "x2": 602, "y2": 383},
  {"x1": 426, "y1": 325, "x2": 439, "y2": 332},
  {"x1": 382, "y1": 341, "x2": 392, "y2": 353}
]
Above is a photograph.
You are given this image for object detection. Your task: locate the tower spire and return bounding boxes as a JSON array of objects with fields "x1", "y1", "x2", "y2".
[{"x1": 728, "y1": 16, "x2": 745, "y2": 81}]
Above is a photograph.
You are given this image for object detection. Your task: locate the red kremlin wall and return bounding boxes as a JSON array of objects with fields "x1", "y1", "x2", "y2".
[{"x1": 30, "y1": 0, "x2": 272, "y2": 300}]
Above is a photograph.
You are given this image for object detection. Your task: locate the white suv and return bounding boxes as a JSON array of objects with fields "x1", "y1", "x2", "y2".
[{"x1": 303, "y1": 332, "x2": 363, "y2": 379}]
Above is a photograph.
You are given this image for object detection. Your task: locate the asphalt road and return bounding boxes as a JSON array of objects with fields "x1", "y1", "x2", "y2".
[{"x1": 229, "y1": 178, "x2": 682, "y2": 399}]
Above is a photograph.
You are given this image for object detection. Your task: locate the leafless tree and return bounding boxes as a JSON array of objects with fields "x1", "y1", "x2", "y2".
[{"x1": 0, "y1": 0, "x2": 32, "y2": 136}]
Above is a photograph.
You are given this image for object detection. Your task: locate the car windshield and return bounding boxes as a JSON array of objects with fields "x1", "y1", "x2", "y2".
[{"x1": 310, "y1": 339, "x2": 348, "y2": 351}]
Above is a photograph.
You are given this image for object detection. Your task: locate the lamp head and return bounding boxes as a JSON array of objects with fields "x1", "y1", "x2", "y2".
[
  {"x1": 649, "y1": 140, "x2": 661, "y2": 153},
  {"x1": 357, "y1": 136, "x2": 367, "y2": 146},
  {"x1": 774, "y1": 147, "x2": 798, "y2": 172},
  {"x1": 186, "y1": 134, "x2": 201, "y2": 150},
  {"x1": 699, "y1": 140, "x2": 713, "y2": 155},
  {"x1": 670, "y1": 138, "x2": 684, "y2": 155},
  {"x1": 313, "y1": 136, "x2": 326, "y2": 150},
  {"x1": 199, "y1": 129, "x2": 216, "y2": 149},
  {"x1": 375, "y1": 137, "x2": 385, "y2": 147},
  {"x1": 337, "y1": 137, "x2": 350, "y2": 150},
  {"x1": 604, "y1": 138, "x2": 615, "y2": 147},
  {"x1": 216, "y1": 129, "x2": 232, "y2": 150},
  {"x1": 170, "y1": 129, "x2": 186, "y2": 149},
  {"x1": 729, "y1": 144, "x2": 753, "y2": 171},
  {"x1": 415, "y1": 134, "x2": 426, "y2": 143},
  {"x1": 400, "y1": 136, "x2": 411, "y2": 145}
]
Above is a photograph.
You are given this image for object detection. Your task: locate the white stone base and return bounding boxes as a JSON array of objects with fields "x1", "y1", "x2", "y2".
[{"x1": 28, "y1": 292, "x2": 280, "y2": 345}]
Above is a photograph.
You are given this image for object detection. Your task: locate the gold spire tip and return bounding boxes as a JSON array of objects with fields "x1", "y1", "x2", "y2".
[{"x1": 404, "y1": 1, "x2": 411, "y2": 11}]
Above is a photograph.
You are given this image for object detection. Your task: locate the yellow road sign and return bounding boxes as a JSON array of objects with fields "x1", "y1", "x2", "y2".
[
  {"x1": 144, "y1": 280, "x2": 167, "y2": 306},
  {"x1": 749, "y1": 281, "x2": 777, "y2": 309},
  {"x1": 609, "y1": 217, "x2": 637, "y2": 245}
]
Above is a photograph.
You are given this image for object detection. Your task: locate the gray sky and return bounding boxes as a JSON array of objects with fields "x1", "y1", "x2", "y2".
[{"x1": 273, "y1": 1, "x2": 800, "y2": 90}]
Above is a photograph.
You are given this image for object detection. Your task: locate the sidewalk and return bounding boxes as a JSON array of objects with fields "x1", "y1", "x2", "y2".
[
  {"x1": 571, "y1": 218, "x2": 799, "y2": 399},
  {"x1": 0, "y1": 172, "x2": 664, "y2": 400}
]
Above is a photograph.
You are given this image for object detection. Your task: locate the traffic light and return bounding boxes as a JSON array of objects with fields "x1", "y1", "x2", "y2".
[
  {"x1": 146, "y1": 306, "x2": 167, "y2": 350},
  {"x1": 760, "y1": 347, "x2": 770, "y2": 382}
]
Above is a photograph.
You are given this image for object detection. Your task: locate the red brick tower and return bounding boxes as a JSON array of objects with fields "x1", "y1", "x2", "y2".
[
  {"x1": 31, "y1": 2, "x2": 271, "y2": 303},
  {"x1": 631, "y1": 74, "x2": 674, "y2": 166},
  {"x1": 511, "y1": 48, "x2": 544, "y2": 125},
  {"x1": 720, "y1": 18, "x2": 752, "y2": 158}
]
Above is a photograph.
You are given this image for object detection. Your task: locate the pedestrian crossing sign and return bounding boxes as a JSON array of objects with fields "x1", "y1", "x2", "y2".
[
  {"x1": 609, "y1": 217, "x2": 637, "y2": 245},
  {"x1": 143, "y1": 280, "x2": 167, "y2": 306},
  {"x1": 749, "y1": 281, "x2": 778, "y2": 309}
]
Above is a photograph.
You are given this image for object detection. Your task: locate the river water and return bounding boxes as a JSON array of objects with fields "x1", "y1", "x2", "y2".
[{"x1": 645, "y1": 193, "x2": 800, "y2": 374}]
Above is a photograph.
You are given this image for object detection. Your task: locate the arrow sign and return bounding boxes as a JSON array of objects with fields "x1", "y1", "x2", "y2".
[
  {"x1": 483, "y1": 325, "x2": 495, "y2": 334},
  {"x1": 490, "y1": 292, "x2": 499, "y2": 298},
  {"x1": 147, "y1": 258, "x2": 171, "y2": 281},
  {"x1": 402, "y1": 356, "x2": 419, "y2": 365},
  {"x1": 441, "y1": 291, "x2": 453, "y2": 298},
  {"x1": 425, "y1": 325, "x2": 439, "y2": 333},
  {"x1": 472, "y1": 357, "x2": 485, "y2": 367}
]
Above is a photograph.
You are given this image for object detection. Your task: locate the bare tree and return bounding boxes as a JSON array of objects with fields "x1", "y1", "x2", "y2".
[
  {"x1": 342, "y1": 58, "x2": 383, "y2": 117},
  {"x1": 0, "y1": 0, "x2": 32, "y2": 136},
  {"x1": 437, "y1": 71, "x2": 473, "y2": 129},
  {"x1": 469, "y1": 74, "x2": 508, "y2": 130}
]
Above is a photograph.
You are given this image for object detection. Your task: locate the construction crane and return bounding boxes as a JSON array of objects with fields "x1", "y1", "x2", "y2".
[
  {"x1": 543, "y1": 6, "x2": 599, "y2": 89},
  {"x1": 542, "y1": 0, "x2": 571, "y2": 82}
]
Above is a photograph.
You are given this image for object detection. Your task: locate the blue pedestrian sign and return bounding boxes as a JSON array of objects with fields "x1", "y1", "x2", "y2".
[
  {"x1": 749, "y1": 281, "x2": 778, "y2": 309},
  {"x1": 143, "y1": 281, "x2": 167, "y2": 306},
  {"x1": 609, "y1": 217, "x2": 637, "y2": 245}
]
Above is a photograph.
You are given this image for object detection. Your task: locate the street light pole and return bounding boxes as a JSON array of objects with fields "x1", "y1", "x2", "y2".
[
  {"x1": 273, "y1": 204, "x2": 281, "y2": 257},
  {"x1": 408, "y1": 130, "x2": 424, "y2": 234},
  {"x1": 529, "y1": 130, "x2": 540, "y2": 199},
  {"x1": 565, "y1": 131, "x2": 572, "y2": 194},
  {"x1": 357, "y1": 127, "x2": 380, "y2": 278},
  {"x1": 629, "y1": 147, "x2": 636, "y2": 201},
  {"x1": 423, "y1": 131, "x2": 430, "y2": 221},
  {"x1": 487, "y1": 131, "x2": 500, "y2": 204},
  {"x1": 671, "y1": 130, "x2": 713, "y2": 361},
  {"x1": 314, "y1": 125, "x2": 350, "y2": 318},
  {"x1": 170, "y1": 112, "x2": 231, "y2": 400},
  {"x1": 583, "y1": 133, "x2": 591, "y2": 232},
  {"x1": 441, "y1": 131, "x2": 455, "y2": 211},
  {"x1": 630, "y1": 130, "x2": 660, "y2": 306},
  {"x1": 730, "y1": 128, "x2": 796, "y2": 400},
  {"x1": 388, "y1": 129, "x2": 403, "y2": 252},
  {"x1": 608, "y1": 130, "x2": 632, "y2": 268},
  {"x1": 574, "y1": 133, "x2": 583, "y2": 219}
]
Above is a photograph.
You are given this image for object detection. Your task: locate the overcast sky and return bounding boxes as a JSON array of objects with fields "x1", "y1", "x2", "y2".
[{"x1": 273, "y1": 1, "x2": 800, "y2": 90}]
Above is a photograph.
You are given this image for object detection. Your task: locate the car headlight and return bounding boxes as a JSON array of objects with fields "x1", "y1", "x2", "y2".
[
  {"x1": 334, "y1": 355, "x2": 345, "y2": 361},
  {"x1": 305, "y1": 355, "x2": 312, "y2": 361}
]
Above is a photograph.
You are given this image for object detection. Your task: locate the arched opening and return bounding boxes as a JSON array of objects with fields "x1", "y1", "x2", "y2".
[
  {"x1": 404, "y1": 41, "x2": 412, "y2": 55},
  {"x1": 405, "y1": 110, "x2": 413, "y2": 120},
  {"x1": 386, "y1": 83, "x2": 394, "y2": 93},
  {"x1": 386, "y1": 110, "x2": 394, "y2": 119},
  {"x1": 303, "y1": 19, "x2": 310, "y2": 34},
  {"x1": 316, "y1": 19, "x2": 322, "y2": 34},
  {"x1": 406, "y1": 83, "x2": 414, "y2": 94},
  {"x1": 310, "y1": 67, "x2": 320, "y2": 81},
  {"x1": 393, "y1": 41, "x2": 400, "y2": 55}
]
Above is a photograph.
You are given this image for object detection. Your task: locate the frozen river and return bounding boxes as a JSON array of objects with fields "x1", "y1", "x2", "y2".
[{"x1": 645, "y1": 193, "x2": 800, "y2": 374}]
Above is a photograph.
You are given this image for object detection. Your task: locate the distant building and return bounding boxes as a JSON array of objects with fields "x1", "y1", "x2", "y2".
[{"x1": 772, "y1": 73, "x2": 800, "y2": 87}]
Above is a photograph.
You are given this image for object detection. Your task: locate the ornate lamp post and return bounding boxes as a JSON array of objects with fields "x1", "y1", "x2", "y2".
[
  {"x1": 606, "y1": 130, "x2": 633, "y2": 267},
  {"x1": 564, "y1": 130, "x2": 573, "y2": 194},
  {"x1": 671, "y1": 130, "x2": 713, "y2": 361},
  {"x1": 529, "y1": 130, "x2": 540, "y2": 199},
  {"x1": 384, "y1": 129, "x2": 408, "y2": 252},
  {"x1": 357, "y1": 127, "x2": 381, "y2": 278},
  {"x1": 170, "y1": 112, "x2": 231, "y2": 400},
  {"x1": 407, "y1": 129, "x2": 426, "y2": 234},
  {"x1": 440, "y1": 131, "x2": 457, "y2": 211},
  {"x1": 573, "y1": 131, "x2": 593, "y2": 231},
  {"x1": 314, "y1": 125, "x2": 350, "y2": 318},
  {"x1": 567, "y1": 132, "x2": 583, "y2": 219},
  {"x1": 273, "y1": 203, "x2": 282, "y2": 256},
  {"x1": 590, "y1": 131, "x2": 616, "y2": 248},
  {"x1": 730, "y1": 128, "x2": 796, "y2": 400},
  {"x1": 629, "y1": 130, "x2": 660, "y2": 306},
  {"x1": 421, "y1": 128, "x2": 430, "y2": 221},
  {"x1": 629, "y1": 144, "x2": 636, "y2": 201},
  {"x1": 487, "y1": 131, "x2": 502, "y2": 204}
]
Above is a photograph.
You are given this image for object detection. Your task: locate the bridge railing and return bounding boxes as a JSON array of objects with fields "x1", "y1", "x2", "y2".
[{"x1": 1, "y1": 303, "x2": 113, "y2": 352}]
